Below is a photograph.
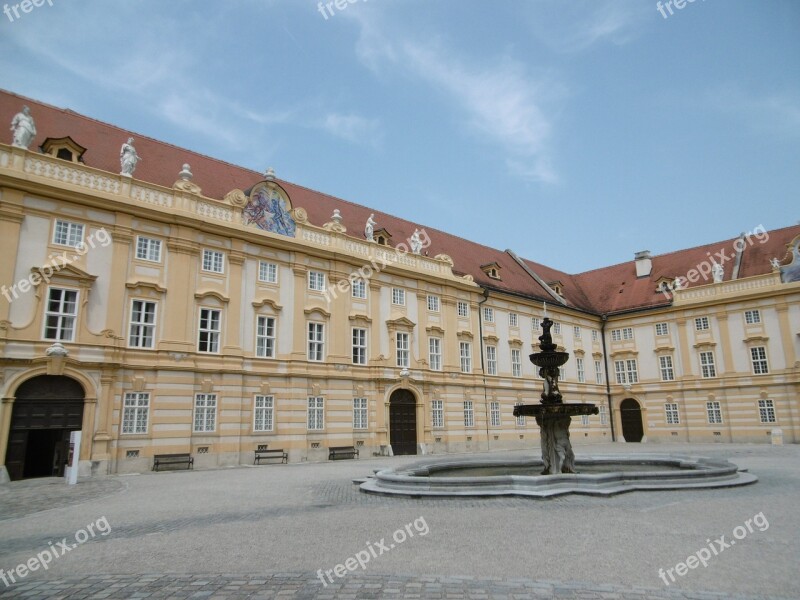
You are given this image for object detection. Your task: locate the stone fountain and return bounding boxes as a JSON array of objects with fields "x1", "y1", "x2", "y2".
[{"x1": 513, "y1": 312, "x2": 598, "y2": 474}]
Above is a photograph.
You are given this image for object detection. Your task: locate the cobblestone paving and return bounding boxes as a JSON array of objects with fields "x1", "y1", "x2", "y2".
[
  {"x1": 0, "y1": 477, "x2": 126, "y2": 521},
  {"x1": 0, "y1": 572, "x2": 789, "y2": 600}
]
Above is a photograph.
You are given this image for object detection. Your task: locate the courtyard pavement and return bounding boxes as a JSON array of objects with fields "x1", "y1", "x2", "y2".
[{"x1": 0, "y1": 441, "x2": 797, "y2": 599}]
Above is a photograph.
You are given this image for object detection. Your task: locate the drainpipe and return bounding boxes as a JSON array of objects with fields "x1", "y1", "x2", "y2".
[
  {"x1": 478, "y1": 288, "x2": 491, "y2": 452},
  {"x1": 600, "y1": 314, "x2": 616, "y2": 442}
]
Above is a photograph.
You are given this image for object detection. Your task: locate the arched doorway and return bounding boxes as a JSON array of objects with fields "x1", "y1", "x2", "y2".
[
  {"x1": 5, "y1": 375, "x2": 85, "y2": 481},
  {"x1": 620, "y1": 398, "x2": 644, "y2": 443},
  {"x1": 389, "y1": 389, "x2": 417, "y2": 455}
]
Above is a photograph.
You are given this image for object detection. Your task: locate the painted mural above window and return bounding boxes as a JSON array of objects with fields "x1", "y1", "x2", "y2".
[{"x1": 243, "y1": 181, "x2": 296, "y2": 237}]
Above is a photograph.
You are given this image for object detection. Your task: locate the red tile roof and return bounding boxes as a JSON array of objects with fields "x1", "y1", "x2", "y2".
[{"x1": 2, "y1": 89, "x2": 797, "y2": 316}]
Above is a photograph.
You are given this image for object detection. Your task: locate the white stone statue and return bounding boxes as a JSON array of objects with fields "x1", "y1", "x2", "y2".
[
  {"x1": 332, "y1": 209, "x2": 342, "y2": 225},
  {"x1": 120, "y1": 137, "x2": 141, "y2": 176},
  {"x1": 10, "y1": 105, "x2": 36, "y2": 149},
  {"x1": 712, "y1": 261, "x2": 724, "y2": 284},
  {"x1": 179, "y1": 163, "x2": 193, "y2": 180},
  {"x1": 410, "y1": 229, "x2": 423, "y2": 255},
  {"x1": 365, "y1": 214, "x2": 376, "y2": 241},
  {"x1": 770, "y1": 257, "x2": 781, "y2": 270},
  {"x1": 672, "y1": 277, "x2": 683, "y2": 291}
]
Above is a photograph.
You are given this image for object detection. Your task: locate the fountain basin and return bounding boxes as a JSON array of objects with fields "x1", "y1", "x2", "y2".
[{"x1": 358, "y1": 454, "x2": 757, "y2": 498}]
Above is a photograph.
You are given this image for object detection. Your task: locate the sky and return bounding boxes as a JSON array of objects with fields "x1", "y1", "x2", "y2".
[{"x1": 0, "y1": 0, "x2": 798, "y2": 273}]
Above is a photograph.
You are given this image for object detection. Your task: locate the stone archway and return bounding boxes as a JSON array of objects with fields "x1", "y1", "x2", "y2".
[
  {"x1": 4, "y1": 375, "x2": 85, "y2": 480},
  {"x1": 620, "y1": 398, "x2": 644, "y2": 443},
  {"x1": 389, "y1": 389, "x2": 417, "y2": 455}
]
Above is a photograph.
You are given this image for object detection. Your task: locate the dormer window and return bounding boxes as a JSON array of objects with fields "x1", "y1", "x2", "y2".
[
  {"x1": 41, "y1": 136, "x2": 86, "y2": 163},
  {"x1": 480, "y1": 262, "x2": 502, "y2": 280},
  {"x1": 654, "y1": 277, "x2": 674, "y2": 293},
  {"x1": 374, "y1": 228, "x2": 392, "y2": 246},
  {"x1": 548, "y1": 281, "x2": 563, "y2": 296}
]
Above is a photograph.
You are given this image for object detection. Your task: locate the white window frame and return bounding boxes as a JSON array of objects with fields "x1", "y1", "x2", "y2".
[
  {"x1": 202, "y1": 249, "x2": 225, "y2": 274},
  {"x1": 432, "y1": 400, "x2": 444, "y2": 428},
  {"x1": 614, "y1": 359, "x2": 638, "y2": 384},
  {"x1": 193, "y1": 393, "x2": 217, "y2": 432},
  {"x1": 744, "y1": 309, "x2": 761, "y2": 325},
  {"x1": 352, "y1": 327, "x2": 367, "y2": 365},
  {"x1": 457, "y1": 301, "x2": 469, "y2": 318},
  {"x1": 135, "y1": 236, "x2": 162, "y2": 263},
  {"x1": 750, "y1": 346, "x2": 769, "y2": 375},
  {"x1": 351, "y1": 278, "x2": 367, "y2": 299},
  {"x1": 490, "y1": 401, "x2": 501, "y2": 427},
  {"x1": 665, "y1": 403, "x2": 680, "y2": 425},
  {"x1": 256, "y1": 315, "x2": 276, "y2": 358},
  {"x1": 258, "y1": 261, "x2": 278, "y2": 283},
  {"x1": 122, "y1": 392, "x2": 150, "y2": 434},
  {"x1": 655, "y1": 322, "x2": 669, "y2": 336},
  {"x1": 611, "y1": 327, "x2": 633, "y2": 342},
  {"x1": 581, "y1": 414, "x2": 590, "y2": 426},
  {"x1": 553, "y1": 322, "x2": 561, "y2": 335},
  {"x1": 706, "y1": 401, "x2": 722, "y2": 424},
  {"x1": 198, "y1": 308, "x2": 222, "y2": 353},
  {"x1": 509, "y1": 313, "x2": 518, "y2": 328},
  {"x1": 391, "y1": 288, "x2": 406, "y2": 306},
  {"x1": 486, "y1": 345, "x2": 497, "y2": 376},
  {"x1": 659, "y1": 355, "x2": 675, "y2": 381},
  {"x1": 573, "y1": 326, "x2": 581, "y2": 340},
  {"x1": 307, "y1": 322, "x2": 325, "y2": 362},
  {"x1": 53, "y1": 219, "x2": 84, "y2": 248},
  {"x1": 511, "y1": 348, "x2": 522, "y2": 378},
  {"x1": 396, "y1": 332, "x2": 410, "y2": 368},
  {"x1": 307, "y1": 396, "x2": 324, "y2": 430},
  {"x1": 253, "y1": 395, "x2": 274, "y2": 432},
  {"x1": 699, "y1": 351, "x2": 716, "y2": 378},
  {"x1": 429, "y1": 337, "x2": 442, "y2": 371},
  {"x1": 599, "y1": 404, "x2": 608, "y2": 425},
  {"x1": 353, "y1": 397, "x2": 368, "y2": 430},
  {"x1": 463, "y1": 400, "x2": 474, "y2": 428},
  {"x1": 482, "y1": 307, "x2": 494, "y2": 323},
  {"x1": 532, "y1": 317, "x2": 541, "y2": 331},
  {"x1": 427, "y1": 295, "x2": 440, "y2": 312},
  {"x1": 308, "y1": 271, "x2": 326, "y2": 291},
  {"x1": 129, "y1": 299, "x2": 157, "y2": 349},
  {"x1": 758, "y1": 399, "x2": 776, "y2": 424},
  {"x1": 44, "y1": 287, "x2": 79, "y2": 342},
  {"x1": 695, "y1": 316, "x2": 710, "y2": 331},
  {"x1": 459, "y1": 342, "x2": 472, "y2": 373},
  {"x1": 595, "y1": 360, "x2": 603, "y2": 384},
  {"x1": 515, "y1": 402, "x2": 525, "y2": 427},
  {"x1": 591, "y1": 329, "x2": 599, "y2": 342},
  {"x1": 576, "y1": 357, "x2": 585, "y2": 383}
]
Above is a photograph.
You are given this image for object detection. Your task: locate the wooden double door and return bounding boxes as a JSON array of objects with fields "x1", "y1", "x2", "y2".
[{"x1": 389, "y1": 389, "x2": 418, "y2": 455}]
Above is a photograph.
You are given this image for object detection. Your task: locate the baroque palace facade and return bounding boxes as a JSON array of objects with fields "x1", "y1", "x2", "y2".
[{"x1": 0, "y1": 89, "x2": 799, "y2": 481}]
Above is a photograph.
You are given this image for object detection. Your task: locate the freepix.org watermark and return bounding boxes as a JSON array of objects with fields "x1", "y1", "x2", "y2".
[
  {"x1": 657, "y1": 0, "x2": 705, "y2": 20},
  {"x1": 658, "y1": 512, "x2": 768, "y2": 586},
  {"x1": 3, "y1": 0, "x2": 54, "y2": 23},
  {"x1": 322, "y1": 228, "x2": 431, "y2": 304},
  {"x1": 1, "y1": 516, "x2": 112, "y2": 587},
  {"x1": 317, "y1": 0, "x2": 372, "y2": 20},
  {"x1": 316, "y1": 516, "x2": 430, "y2": 586},
  {"x1": 0, "y1": 228, "x2": 112, "y2": 304}
]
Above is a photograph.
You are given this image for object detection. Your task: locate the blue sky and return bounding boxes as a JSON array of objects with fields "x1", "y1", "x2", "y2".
[{"x1": 1, "y1": 0, "x2": 798, "y2": 272}]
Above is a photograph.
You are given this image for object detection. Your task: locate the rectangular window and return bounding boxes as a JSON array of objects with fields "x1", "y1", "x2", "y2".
[
  {"x1": 202, "y1": 249, "x2": 224, "y2": 274},
  {"x1": 392, "y1": 288, "x2": 406, "y2": 306},
  {"x1": 490, "y1": 401, "x2": 501, "y2": 427},
  {"x1": 431, "y1": 400, "x2": 444, "y2": 428},
  {"x1": 122, "y1": 392, "x2": 150, "y2": 434},
  {"x1": 308, "y1": 271, "x2": 326, "y2": 291},
  {"x1": 744, "y1": 310, "x2": 761, "y2": 325},
  {"x1": 352, "y1": 328, "x2": 367, "y2": 365},
  {"x1": 509, "y1": 313, "x2": 518, "y2": 328},
  {"x1": 253, "y1": 395, "x2": 274, "y2": 432},
  {"x1": 53, "y1": 219, "x2": 84, "y2": 247},
  {"x1": 750, "y1": 346, "x2": 769, "y2": 375},
  {"x1": 395, "y1": 332, "x2": 410, "y2": 368},
  {"x1": 614, "y1": 359, "x2": 638, "y2": 384},
  {"x1": 129, "y1": 300, "x2": 157, "y2": 348},
  {"x1": 559, "y1": 366, "x2": 567, "y2": 381},
  {"x1": 353, "y1": 398, "x2": 368, "y2": 429},
  {"x1": 553, "y1": 322, "x2": 561, "y2": 335},
  {"x1": 515, "y1": 402, "x2": 525, "y2": 427},
  {"x1": 427, "y1": 295, "x2": 440, "y2": 312},
  {"x1": 136, "y1": 236, "x2": 162, "y2": 262},
  {"x1": 307, "y1": 396, "x2": 324, "y2": 430},
  {"x1": 581, "y1": 414, "x2": 590, "y2": 426},
  {"x1": 599, "y1": 405, "x2": 608, "y2": 425},
  {"x1": 655, "y1": 322, "x2": 669, "y2": 336},
  {"x1": 659, "y1": 355, "x2": 675, "y2": 381},
  {"x1": 307, "y1": 322, "x2": 325, "y2": 361},
  {"x1": 595, "y1": 360, "x2": 603, "y2": 384},
  {"x1": 459, "y1": 342, "x2": 472, "y2": 373},
  {"x1": 611, "y1": 327, "x2": 633, "y2": 341},
  {"x1": 486, "y1": 346, "x2": 497, "y2": 376},
  {"x1": 44, "y1": 288, "x2": 78, "y2": 341},
  {"x1": 198, "y1": 308, "x2": 221, "y2": 353},
  {"x1": 573, "y1": 326, "x2": 581, "y2": 339},
  {"x1": 351, "y1": 279, "x2": 367, "y2": 299},
  {"x1": 758, "y1": 399, "x2": 776, "y2": 423},
  {"x1": 482, "y1": 307, "x2": 494, "y2": 323},
  {"x1": 591, "y1": 329, "x2": 598, "y2": 342},
  {"x1": 457, "y1": 301, "x2": 469, "y2": 318},
  {"x1": 665, "y1": 403, "x2": 680, "y2": 425},
  {"x1": 706, "y1": 401, "x2": 722, "y2": 424},
  {"x1": 463, "y1": 401, "x2": 474, "y2": 427},
  {"x1": 695, "y1": 316, "x2": 710, "y2": 331},
  {"x1": 193, "y1": 393, "x2": 217, "y2": 432},
  {"x1": 511, "y1": 349, "x2": 522, "y2": 377},
  {"x1": 699, "y1": 352, "x2": 716, "y2": 378},
  {"x1": 256, "y1": 316, "x2": 276, "y2": 358},
  {"x1": 428, "y1": 337, "x2": 442, "y2": 371},
  {"x1": 532, "y1": 317, "x2": 541, "y2": 331},
  {"x1": 258, "y1": 261, "x2": 278, "y2": 283},
  {"x1": 576, "y1": 357, "x2": 585, "y2": 383}
]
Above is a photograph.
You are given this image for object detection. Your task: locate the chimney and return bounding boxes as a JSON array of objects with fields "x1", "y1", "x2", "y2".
[{"x1": 635, "y1": 250, "x2": 652, "y2": 278}]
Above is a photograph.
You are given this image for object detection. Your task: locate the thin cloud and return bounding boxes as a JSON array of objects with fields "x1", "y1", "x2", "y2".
[
  {"x1": 706, "y1": 85, "x2": 800, "y2": 139},
  {"x1": 320, "y1": 113, "x2": 383, "y2": 147}
]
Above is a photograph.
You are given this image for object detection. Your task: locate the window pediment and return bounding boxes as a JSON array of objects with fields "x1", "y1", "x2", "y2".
[{"x1": 31, "y1": 263, "x2": 96, "y2": 287}]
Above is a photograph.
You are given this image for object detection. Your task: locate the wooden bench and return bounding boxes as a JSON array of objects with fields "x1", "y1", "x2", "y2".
[
  {"x1": 254, "y1": 448, "x2": 288, "y2": 464},
  {"x1": 328, "y1": 446, "x2": 359, "y2": 460},
  {"x1": 153, "y1": 453, "x2": 193, "y2": 471}
]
